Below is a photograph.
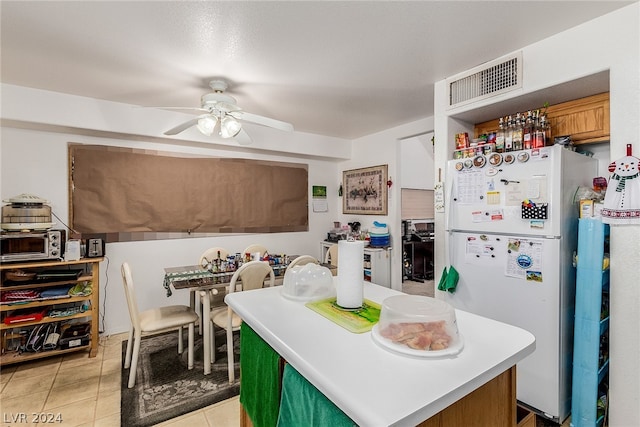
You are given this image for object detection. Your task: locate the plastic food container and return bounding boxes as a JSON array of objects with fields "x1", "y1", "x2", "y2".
[
  {"x1": 281, "y1": 263, "x2": 335, "y2": 302},
  {"x1": 372, "y1": 295, "x2": 463, "y2": 357}
]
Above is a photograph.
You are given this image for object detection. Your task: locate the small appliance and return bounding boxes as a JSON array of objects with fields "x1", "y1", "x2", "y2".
[
  {"x1": 64, "y1": 240, "x2": 81, "y2": 261},
  {"x1": 1, "y1": 193, "x2": 54, "y2": 231},
  {"x1": 0, "y1": 229, "x2": 65, "y2": 262},
  {"x1": 86, "y1": 238, "x2": 105, "y2": 258}
]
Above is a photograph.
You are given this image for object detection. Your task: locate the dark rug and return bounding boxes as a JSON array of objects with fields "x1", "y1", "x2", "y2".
[{"x1": 121, "y1": 329, "x2": 240, "y2": 427}]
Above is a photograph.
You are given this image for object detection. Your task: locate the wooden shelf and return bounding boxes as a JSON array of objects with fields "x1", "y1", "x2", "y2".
[
  {"x1": 0, "y1": 275, "x2": 94, "y2": 291},
  {"x1": 0, "y1": 258, "x2": 102, "y2": 270},
  {"x1": 0, "y1": 295, "x2": 92, "y2": 312},
  {"x1": 1, "y1": 310, "x2": 91, "y2": 330},
  {"x1": 0, "y1": 344, "x2": 91, "y2": 366},
  {"x1": 0, "y1": 258, "x2": 102, "y2": 364}
]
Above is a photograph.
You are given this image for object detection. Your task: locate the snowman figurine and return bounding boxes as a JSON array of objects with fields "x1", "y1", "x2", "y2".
[{"x1": 602, "y1": 144, "x2": 640, "y2": 224}]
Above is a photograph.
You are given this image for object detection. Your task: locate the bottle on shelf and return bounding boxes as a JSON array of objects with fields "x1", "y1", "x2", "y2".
[
  {"x1": 495, "y1": 117, "x2": 505, "y2": 153},
  {"x1": 512, "y1": 112, "x2": 523, "y2": 151},
  {"x1": 532, "y1": 110, "x2": 545, "y2": 148},
  {"x1": 523, "y1": 110, "x2": 533, "y2": 150},
  {"x1": 540, "y1": 114, "x2": 551, "y2": 146},
  {"x1": 504, "y1": 115, "x2": 514, "y2": 152}
]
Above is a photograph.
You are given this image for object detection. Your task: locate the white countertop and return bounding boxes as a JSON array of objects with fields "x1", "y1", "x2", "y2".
[{"x1": 226, "y1": 281, "x2": 535, "y2": 427}]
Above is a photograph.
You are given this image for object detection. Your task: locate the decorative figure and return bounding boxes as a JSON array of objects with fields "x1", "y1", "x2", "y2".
[{"x1": 601, "y1": 144, "x2": 640, "y2": 224}]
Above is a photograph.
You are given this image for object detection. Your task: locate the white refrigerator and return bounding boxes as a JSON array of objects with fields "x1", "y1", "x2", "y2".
[{"x1": 442, "y1": 145, "x2": 597, "y2": 422}]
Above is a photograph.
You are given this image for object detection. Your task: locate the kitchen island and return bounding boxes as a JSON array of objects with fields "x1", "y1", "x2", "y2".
[{"x1": 226, "y1": 281, "x2": 535, "y2": 426}]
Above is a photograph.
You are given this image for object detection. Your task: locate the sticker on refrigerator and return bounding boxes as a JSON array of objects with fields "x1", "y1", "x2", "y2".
[
  {"x1": 455, "y1": 169, "x2": 484, "y2": 204},
  {"x1": 504, "y1": 182, "x2": 527, "y2": 206},
  {"x1": 505, "y1": 238, "x2": 544, "y2": 281},
  {"x1": 471, "y1": 209, "x2": 504, "y2": 222},
  {"x1": 486, "y1": 191, "x2": 500, "y2": 205},
  {"x1": 464, "y1": 234, "x2": 500, "y2": 264}
]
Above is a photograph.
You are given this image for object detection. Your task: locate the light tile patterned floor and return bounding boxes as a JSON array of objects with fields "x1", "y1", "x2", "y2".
[
  {"x1": 0, "y1": 333, "x2": 239, "y2": 427},
  {"x1": 402, "y1": 279, "x2": 435, "y2": 297}
]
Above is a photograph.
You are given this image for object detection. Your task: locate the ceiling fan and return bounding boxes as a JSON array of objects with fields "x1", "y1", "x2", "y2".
[{"x1": 162, "y1": 80, "x2": 294, "y2": 145}]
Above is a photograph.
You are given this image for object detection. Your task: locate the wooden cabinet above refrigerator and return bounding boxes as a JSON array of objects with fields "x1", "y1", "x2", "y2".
[{"x1": 474, "y1": 92, "x2": 610, "y2": 146}]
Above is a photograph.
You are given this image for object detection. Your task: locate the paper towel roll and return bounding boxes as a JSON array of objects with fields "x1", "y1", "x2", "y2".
[{"x1": 337, "y1": 240, "x2": 364, "y2": 308}]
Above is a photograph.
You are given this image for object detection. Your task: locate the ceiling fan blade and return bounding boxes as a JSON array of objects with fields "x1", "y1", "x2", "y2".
[
  {"x1": 164, "y1": 114, "x2": 208, "y2": 135},
  {"x1": 234, "y1": 128, "x2": 253, "y2": 145},
  {"x1": 137, "y1": 106, "x2": 209, "y2": 113},
  {"x1": 237, "y1": 111, "x2": 294, "y2": 132}
]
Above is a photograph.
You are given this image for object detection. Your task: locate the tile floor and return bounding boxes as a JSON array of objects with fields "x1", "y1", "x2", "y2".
[
  {"x1": 402, "y1": 279, "x2": 435, "y2": 297},
  {"x1": 0, "y1": 333, "x2": 240, "y2": 427}
]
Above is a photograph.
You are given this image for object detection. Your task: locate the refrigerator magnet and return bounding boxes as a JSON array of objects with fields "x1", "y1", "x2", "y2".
[
  {"x1": 489, "y1": 153, "x2": 503, "y2": 166},
  {"x1": 517, "y1": 152, "x2": 530, "y2": 163},
  {"x1": 455, "y1": 162, "x2": 464, "y2": 171},
  {"x1": 485, "y1": 167, "x2": 499, "y2": 176},
  {"x1": 504, "y1": 153, "x2": 515, "y2": 164},
  {"x1": 516, "y1": 254, "x2": 533, "y2": 269},
  {"x1": 473, "y1": 155, "x2": 486, "y2": 168}
]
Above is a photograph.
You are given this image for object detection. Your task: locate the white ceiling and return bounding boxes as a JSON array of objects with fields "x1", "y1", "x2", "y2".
[{"x1": 0, "y1": 1, "x2": 633, "y2": 140}]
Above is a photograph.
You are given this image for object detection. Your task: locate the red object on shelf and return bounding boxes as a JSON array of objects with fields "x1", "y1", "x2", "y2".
[{"x1": 3, "y1": 308, "x2": 47, "y2": 325}]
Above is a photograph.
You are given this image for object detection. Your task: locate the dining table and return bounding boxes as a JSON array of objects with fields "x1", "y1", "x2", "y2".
[{"x1": 162, "y1": 262, "x2": 289, "y2": 375}]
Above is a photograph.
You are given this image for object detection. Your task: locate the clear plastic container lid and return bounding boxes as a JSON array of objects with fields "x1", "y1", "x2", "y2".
[
  {"x1": 375, "y1": 295, "x2": 461, "y2": 353},
  {"x1": 281, "y1": 263, "x2": 335, "y2": 302}
]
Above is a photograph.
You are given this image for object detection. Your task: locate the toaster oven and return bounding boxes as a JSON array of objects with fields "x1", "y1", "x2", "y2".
[{"x1": 0, "y1": 229, "x2": 65, "y2": 262}]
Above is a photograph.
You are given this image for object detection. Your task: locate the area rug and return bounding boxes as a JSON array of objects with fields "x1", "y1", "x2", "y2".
[{"x1": 121, "y1": 329, "x2": 240, "y2": 427}]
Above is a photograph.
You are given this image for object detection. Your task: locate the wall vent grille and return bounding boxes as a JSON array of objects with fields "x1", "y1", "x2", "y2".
[{"x1": 447, "y1": 52, "x2": 522, "y2": 107}]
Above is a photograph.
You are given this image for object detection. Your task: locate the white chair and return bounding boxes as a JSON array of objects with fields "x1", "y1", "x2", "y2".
[
  {"x1": 324, "y1": 244, "x2": 338, "y2": 276},
  {"x1": 242, "y1": 244, "x2": 269, "y2": 260},
  {"x1": 209, "y1": 260, "x2": 274, "y2": 383},
  {"x1": 198, "y1": 247, "x2": 230, "y2": 269},
  {"x1": 196, "y1": 247, "x2": 231, "y2": 332},
  {"x1": 286, "y1": 255, "x2": 319, "y2": 272},
  {"x1": 121, "y1": 262, "x2": 199, "y2": 388}
]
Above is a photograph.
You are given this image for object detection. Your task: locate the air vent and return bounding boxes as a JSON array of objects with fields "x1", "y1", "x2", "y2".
[{"x1": 447, "y1": 52, "x2": 522, "y2": 108}]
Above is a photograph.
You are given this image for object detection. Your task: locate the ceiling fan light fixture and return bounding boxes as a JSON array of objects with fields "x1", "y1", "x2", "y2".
[
  {"x1": 219, "y1": 115, "x2": 242, "y2": 138},
  {"x1": 196, "y1": 116, "x2": 217, "y2": 136}
]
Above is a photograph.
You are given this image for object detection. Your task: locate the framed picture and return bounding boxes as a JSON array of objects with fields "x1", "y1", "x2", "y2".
[{"x1": 342, "y1": 164, "x2": 388, "y2": 215}]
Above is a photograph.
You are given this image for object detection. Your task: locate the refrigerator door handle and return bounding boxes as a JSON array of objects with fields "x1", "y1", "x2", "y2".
[{"x1": 445, "y1": 177, "x2": 455, "y2": 232}]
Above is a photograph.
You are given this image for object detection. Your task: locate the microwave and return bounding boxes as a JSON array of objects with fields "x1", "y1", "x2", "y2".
[{"x1": 0, "y1": 230, "x2": 66, "y2": 263}]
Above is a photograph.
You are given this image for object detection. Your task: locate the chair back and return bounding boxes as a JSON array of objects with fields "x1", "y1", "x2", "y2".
[
  {"x1": 229, "y1": 260, "x2": 275, "y2": 294},
  {"x1": 121, "y1": 262, "x2": 141, "y2": 330},
  {"x1": 199, "y1": 247, "x2": 230, "y2": 268},
  {"x1": 324, "y1": 244, "x2": 338, "y2": 266},
  {"x1": 286, "y1": 255, "x2": 319, "y2": 272},
  {"x1": 242, "y1": 244, "x2": 268, "y2": 259}
]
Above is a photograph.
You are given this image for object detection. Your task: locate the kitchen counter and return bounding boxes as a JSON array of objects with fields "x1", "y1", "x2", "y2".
[{"x1": 226, "y1": 281, "x2": 535, "y2": 426}]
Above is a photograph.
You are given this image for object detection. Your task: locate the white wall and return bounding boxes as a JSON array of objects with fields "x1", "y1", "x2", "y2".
[
  {"x1": 0, "y1": 87, "x2": 350, "y2": 335},
  {"x1": 433, "y1": 4, "x2": 639, "y2": 424},
  {"x1": 347, "y1": 117, "x2": 434, "y2": 291},
  {"x1": 400, "y1": 132, "x2": 435, "y2": 190}
]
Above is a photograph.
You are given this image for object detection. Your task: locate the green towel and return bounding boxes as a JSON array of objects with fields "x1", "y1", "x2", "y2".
[
  {"x1": 276, "y1": 364, "x2": 357, "y2": 427},
  {"x1": 437, "y1": 266, "x2": 459, "y2": 293},
  {"x1": 240, "y1": 323, "x2": 282, "y2": 427}
]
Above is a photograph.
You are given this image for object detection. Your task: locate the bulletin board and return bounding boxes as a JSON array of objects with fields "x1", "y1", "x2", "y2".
[{"x1": 69, "y1": 144, "x2": 308, "y2": 241}]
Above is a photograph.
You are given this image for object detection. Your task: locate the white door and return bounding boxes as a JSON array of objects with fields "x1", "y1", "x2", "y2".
[{"x1": 441, "y1": 231, "x2": 563, "y2": 419}]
